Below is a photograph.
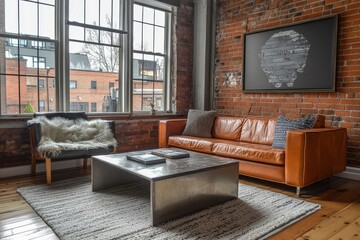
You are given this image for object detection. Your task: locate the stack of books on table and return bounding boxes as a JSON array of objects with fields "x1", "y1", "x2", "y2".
[
  {"x1": 126, "y1": 154, "x2": 166, "y2": 165},
  {"x1": 151, "y1": 149, "x2": 190, "y2": 159}
]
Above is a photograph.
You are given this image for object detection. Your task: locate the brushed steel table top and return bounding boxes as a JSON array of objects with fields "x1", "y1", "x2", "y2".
[{"x1": 92, "y1": 149, "x2": 238, "y2": 181}]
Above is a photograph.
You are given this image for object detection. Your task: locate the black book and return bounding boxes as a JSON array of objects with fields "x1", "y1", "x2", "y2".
[
  {"x1": 151, "y1": 149, "x2": 190, "y2": 159},
  {"x1": 126, "y1": 153, "x2": 166, "y2": 165}
]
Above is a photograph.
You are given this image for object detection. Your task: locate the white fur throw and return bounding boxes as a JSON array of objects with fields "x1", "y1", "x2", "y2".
[{"x1": 28, "y1": 116, "x2": 117, "y2": 157}]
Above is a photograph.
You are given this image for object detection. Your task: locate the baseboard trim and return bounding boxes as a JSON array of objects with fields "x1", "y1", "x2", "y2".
[
  {"x1": 0, "y1": 159, "x2": 91, "y2": 179},
  {"x1": 336, "y1": 166, "x2": 360, "y2": 181}
]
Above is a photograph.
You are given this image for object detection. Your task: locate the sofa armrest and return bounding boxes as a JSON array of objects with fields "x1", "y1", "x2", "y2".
[
  {"x1": 159, "y1": 119, "x2": 187, "y2": 148},
  {"x1": 285, "y1": 128, "x2": 347, "y2": 187}
]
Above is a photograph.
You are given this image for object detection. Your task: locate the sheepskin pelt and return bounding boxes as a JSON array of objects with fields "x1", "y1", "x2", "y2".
[{"x1": 28, "y1": 116, "x2": 117, "y2": 157}]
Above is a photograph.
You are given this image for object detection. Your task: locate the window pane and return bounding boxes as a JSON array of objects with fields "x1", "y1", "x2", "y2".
[
  {"x1": 133, "y1": 4, "x2": 142, "y2": 22},
  {"x1": 100, "y1": 30, "x2": 112, "y2": 45},
  {"x1": 69, "y1": 41, "x2": 120, "y2": 113},
  {"x1": 1, "y1": 35, "x2": 56, "y2": 114},
  {"x1": 143, "y1": 7, "x2": 154, "y2": 24},
  {"x1": 113, "y1": 33, "x2": 120, "y2": 45},
  {"x1": 69, "y1": 26, "x2": 85, "y2": 41},
  {"x1": 155, "y1": 10, "x2": 165, "y2": 27},
  {"x1": 1, "y1": 75, "x2": 16, "y2": 114},
  {"x1": 143, "y1": 24, "x2": 153, "y2": 52},
  {"x1": 19, "y1": 1, "x2": 38, "y2": 36},
  {"x1": 86, "y1": 0, "x2": 99, "y2": 25},
  {"x1": 39, "y1": 4, "x2": 55, "y2": 39},
  {"x1": 4, "y1": 0, "x2": 19, "y2": 34},
  {"x1": 132, "y1": 79, "x2": 143, "y2": 110},
  {"x1": 113, "y1": 0, "x2": 120, "y2": 29},
  {"x1": 154, "y1": 27, "x2": 165, "y2": 54},
  {"x1": 69, "y1": 0, "x2": 84, "y2": 23},
  {"x1": 85, "y1": 28, "x2": 99, "y2": 43},
  {"x1": 100, "y1": 0, "x2": 112, "y2": 28},
  {"x1": 69, "y1": 69, "x2": 119, "y2": 113},
  {"x1": 1, "y1": 37, "x2": 19, "y2": 75},
  {"x1": 155, "y1": 56, "x2": 164, "y2": 81},
  {"x1": 133, "y1": 22, "x2": 142, "y2": 51},
  {"x1": 72, "y1": 42, "x2": 119, "y2": 72}
]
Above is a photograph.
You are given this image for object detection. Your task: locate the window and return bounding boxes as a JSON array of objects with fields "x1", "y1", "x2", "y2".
[
  {"x1": 39, "y1": 100, "x2": 45, "y2": 111},
  {"x1": 67, "y1": 0, "x2": 124, "y2": 112},
  {"x1": 90, "y1": 81, "x2": 97, "y2": 90},
  {"x1": 31, "y1": 41, "x2": 45, "y2": 49},
  {"x1": 0, "y1": 0, "x2": 56, "y2": 114},
  {"x1": 70, "y1": 102, "x2": 88, "y2": 112},
  {"x1": 132, "y1": 3, "x2": 170, "y2": 112},
  {"x1": 70, "y1": 80, "x2": 77, "y2": 89},
  {"x1": 39, "y1": 79, "x2": 45, "y2": 88},
  {"x1": 91, "y1": 102, "x2": 97, "y2": 112},
  {"x1": 0, "y1": 0, "x2": 172, "y2": 115}
]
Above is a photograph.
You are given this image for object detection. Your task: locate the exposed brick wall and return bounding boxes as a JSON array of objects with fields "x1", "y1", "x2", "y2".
[
  {"x1": 173, "y1": 0, "x2": 194, "y2": 114},
  {"x1": 0, "y1": 0, "x2": 194, "y2": 169},
  {"x1": 215, "y1": 0, "x2": 360, "y2": 167}
]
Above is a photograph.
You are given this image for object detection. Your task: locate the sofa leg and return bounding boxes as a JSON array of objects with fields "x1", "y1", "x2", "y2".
[
  {"x1": 296, "y1": 187, "x2": 301, "y2": 196},
  {"x1": 83, "y1": 157, "x2": 88, "y2": 169},
  {"x1": 31, "y1": 153, "x2": 37, "y2": 176},
  {"x1": 45, "y1": 158, "x2": 52, "y2": 185}
]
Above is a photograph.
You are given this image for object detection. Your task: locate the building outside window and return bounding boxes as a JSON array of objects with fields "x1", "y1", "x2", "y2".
[{"x1": 0, "y1": 0, "x2": 172, "y2": 115}]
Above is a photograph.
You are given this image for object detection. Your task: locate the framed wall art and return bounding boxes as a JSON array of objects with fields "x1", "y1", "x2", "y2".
[{"x1": 242, "y1": 15, "x2": 338, "y2": 92}]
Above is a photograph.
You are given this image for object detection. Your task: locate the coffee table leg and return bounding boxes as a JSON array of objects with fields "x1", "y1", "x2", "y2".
[
  {"x1": 150, "y1": 163, "x2": 238, "y2": 226},
  {"x1": 92, "y1": 158, "x2": 142, "y2": 191}
]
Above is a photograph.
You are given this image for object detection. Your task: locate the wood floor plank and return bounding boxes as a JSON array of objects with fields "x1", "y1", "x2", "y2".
[
  {"x1": 1, "y1": 225, "x2": 54, "y2": 240},
  {"x1": 0, "y1": 217, "x2": 42, "y2": 232},
  {"x1": 296, "y1": 200, "x2": 360, "y2": 240},
  {"x1": 328, "y1": 216, "x2": 360, "y2": 240}
]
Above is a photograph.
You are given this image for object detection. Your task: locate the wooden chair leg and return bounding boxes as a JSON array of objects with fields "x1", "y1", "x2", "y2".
[
  {"x1": 83, "y1": 157, "x2": 88, "y2": 169},
  {"x1": 31, "y1": 153, "x2": 37, "y2": 176},
  {"x1": 45, "y1": 158, "x2": 52, "y2": 185}
]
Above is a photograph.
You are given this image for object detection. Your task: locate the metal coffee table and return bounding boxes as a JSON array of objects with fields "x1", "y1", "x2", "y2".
[{"x1": 92, "y1": 150, "x2": 239, "y2": 225}]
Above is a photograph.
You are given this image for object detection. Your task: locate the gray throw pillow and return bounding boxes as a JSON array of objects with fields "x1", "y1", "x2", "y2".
[
  {"x1": 182, "y1": 109, "x2": 216, "y2": 138},
  {"x1": 272, "y1": 115, "x2": 316, "y2": 149}
]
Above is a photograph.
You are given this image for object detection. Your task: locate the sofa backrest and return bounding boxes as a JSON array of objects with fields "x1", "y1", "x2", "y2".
[
  {"x1": 240, "y1": 117, "x2": 277, "y2": 145},
  {"x1": 212, "y1": 115, "x2": 325, "y2": 145},
  {"x1": 212, "y1": 117, "x2": 244, "y2": 141}
]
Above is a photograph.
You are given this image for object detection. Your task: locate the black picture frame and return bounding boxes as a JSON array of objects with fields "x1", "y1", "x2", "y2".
[{"x1": 242, "y1": 15, "x2": 338, "y2": 93}]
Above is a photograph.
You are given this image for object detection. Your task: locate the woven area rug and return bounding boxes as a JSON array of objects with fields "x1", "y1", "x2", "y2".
[{"x1": 17, "y1": 177, "x2": 320, "y2": 240}]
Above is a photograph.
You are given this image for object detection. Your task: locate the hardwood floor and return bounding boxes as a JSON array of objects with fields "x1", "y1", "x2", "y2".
[{"x1": 0, "y1": 167, "x2": 359, "y2": 240}]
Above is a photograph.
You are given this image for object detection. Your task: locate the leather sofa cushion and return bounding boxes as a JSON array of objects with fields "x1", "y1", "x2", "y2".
[
  {"x1": 212, "y1": 116, "x2": 244, "y2": 141},
  {"x1": 240, "y1": 117, "x2": 277, "y2": 145},
  {"x1": 168, "y1": 136, "x2": 285, "y2": 166},
  {"x1": 212, "y1": 139, "x2": 285, "y2": 165},
  {"x1": 168, "y1": 136, "x2": 214, "y2": 154}
]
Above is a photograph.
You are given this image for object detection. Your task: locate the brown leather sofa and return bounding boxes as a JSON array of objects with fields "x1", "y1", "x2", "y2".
[{"x1": 159, "y1": 115, "x2": 347, "y2": 194}]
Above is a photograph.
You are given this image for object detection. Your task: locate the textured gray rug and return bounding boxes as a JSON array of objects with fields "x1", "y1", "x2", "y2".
[{"x1": 17, "y1": 177, "x2": 320, "y2": 240}]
